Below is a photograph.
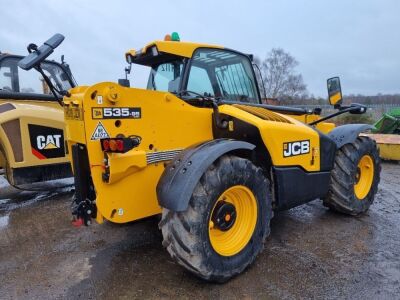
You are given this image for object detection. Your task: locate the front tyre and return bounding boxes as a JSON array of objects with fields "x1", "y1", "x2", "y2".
[
  {"x1": 323, "y1": 136, "x2": 381, "y2": 215},
  {"x1": 159, "y1": 155, "x2": 272, "y2": 282}
]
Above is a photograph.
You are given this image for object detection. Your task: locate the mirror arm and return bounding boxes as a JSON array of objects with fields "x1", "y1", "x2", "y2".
[
  {"x1": 308, "y1": 105, "x2": 362, "y2": 126},
  {"x1": 35, "y1": 64, "x2": 65, "y2": 107}
]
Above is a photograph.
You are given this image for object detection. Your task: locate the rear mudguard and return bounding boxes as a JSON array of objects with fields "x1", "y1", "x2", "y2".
[
  {"x1": 156, "y1": 139, "x2": 255, "y2": 212},
  {"x1": 328, "y1": 124, "x2": 374, "y2": 148}
]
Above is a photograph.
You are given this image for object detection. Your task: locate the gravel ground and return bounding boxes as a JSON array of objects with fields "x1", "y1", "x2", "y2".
[{"x1": 0, "y1": 162, "x2": 399, "y2": 299}]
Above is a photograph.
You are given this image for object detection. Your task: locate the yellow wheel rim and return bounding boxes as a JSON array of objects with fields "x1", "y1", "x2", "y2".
[
  {"x1": 354, "y1": 155, "x2": 374, "y2": 200},
  {"x1": 208, "y1": 185, "x2": 258, "y2": 256}
]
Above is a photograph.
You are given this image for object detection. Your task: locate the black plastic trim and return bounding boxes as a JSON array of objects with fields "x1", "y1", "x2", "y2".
[
  {"x1": 212, "y1": 114, "x2": 272, "y2": 175},
  {"x1": 317, "y1": 130, "x2": 337, "y2": 171},
  {"x1": 12, "y1": 162, "x2": 72, "y2": 185},
  {"x1": 72, "y1": 144, "x2": 95, "y2": 202},
  {"x1": 273, "y1": 166, "x2": 331, "y2": 211},
  {"x1": 0, "y1": 91, "x2": 61, "y2": 101},
  {"x1": 156, "y1": 139, "x2": 255, "y2": 211},
  {"x1": 328, "y1": 124, "x2": 374, "y2": 148}
]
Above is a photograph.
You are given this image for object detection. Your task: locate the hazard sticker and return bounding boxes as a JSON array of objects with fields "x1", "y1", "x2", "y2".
[{"x1": 91, "y1": 122, "x2": 110, "y2": 140}]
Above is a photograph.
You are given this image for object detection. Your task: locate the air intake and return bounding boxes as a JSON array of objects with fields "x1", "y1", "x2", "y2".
[{"x1": 233, "y1": 104, "x2": 292, "y2": 123}]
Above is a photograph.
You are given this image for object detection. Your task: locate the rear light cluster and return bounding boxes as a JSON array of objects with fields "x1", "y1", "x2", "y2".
[{"x1": 101, "y1": 137, "x2": 141, "y2": 153}]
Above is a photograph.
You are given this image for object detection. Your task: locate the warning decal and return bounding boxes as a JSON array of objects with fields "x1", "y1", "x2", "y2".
[{"x1": 91, "y1": 122, "x2": 110, "y2": 140}]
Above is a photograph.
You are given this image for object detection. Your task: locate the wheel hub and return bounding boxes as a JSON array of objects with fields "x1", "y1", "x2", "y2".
[
  {"x1": 354, "y1": 154, "x2": 374, "y2": 200},
  {"x1": 355, "y1": 167, "x2": 361, "y2": 183},
  {"x1": 211, "y1": 200, "x2": 236, "y2": 231}
]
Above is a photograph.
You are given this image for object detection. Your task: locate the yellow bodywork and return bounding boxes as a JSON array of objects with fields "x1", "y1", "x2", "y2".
[
  {"x1": 126, "y1": 40, "x2": 222, "y2": 62},
  {"x1": 64, "y1": 82, "x2": 336, "y2": 224},
  {"x1": 0, "y1": 99, "x2": 67, "y2": 170}
]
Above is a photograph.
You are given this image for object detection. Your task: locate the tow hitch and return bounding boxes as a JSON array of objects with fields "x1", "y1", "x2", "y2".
[{"x1": 71, "y1": 197, "x2": 97, "y2": 226}]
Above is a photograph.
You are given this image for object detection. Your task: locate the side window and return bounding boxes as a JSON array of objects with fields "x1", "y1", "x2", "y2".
[
  {"x1": 0, "y1": 57, "x2": 71, "y2": 95},
  {"x1": 188, "y1": 49, "x2": 260, "y2": 103},
  {"x1": 187, "y1": 66, "x2": 214, "y2": 96},
  {"x1": 0, "y1": 62, "x2": 13, "y2": 92},
  {"x1": 18, "y1": 69, "x2": 49, "y2": 94},
  {"x1": 148, "y1": 61, "x2": 183, "y2": 93},
  {"x1": 215, "y1": 63, "x2": 256, "y2": 102}
]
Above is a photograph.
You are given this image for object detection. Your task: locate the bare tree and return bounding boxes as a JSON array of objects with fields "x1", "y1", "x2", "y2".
[{"x1": 256, "y1": 48, "x2": 308, "y2": 100}]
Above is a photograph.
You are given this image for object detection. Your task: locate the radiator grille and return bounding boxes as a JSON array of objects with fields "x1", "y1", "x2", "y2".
[
  {"x1": 233, "y1": 104, "x2": 292, "y2": 123},
  {"x1": 146, "y1": 149, "x2": 182, "y2": 164}
]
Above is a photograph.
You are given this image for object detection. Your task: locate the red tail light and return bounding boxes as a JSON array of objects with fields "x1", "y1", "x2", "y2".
[
  {"x1": 102, "y1": 139, "x2": 110, "y2": 151},
  {"x1": 116, "y1": 140, "x2": 124, "y2": 151},
  {"x1": 100, "y1": 137, "x2": 141, "y2": 153}
]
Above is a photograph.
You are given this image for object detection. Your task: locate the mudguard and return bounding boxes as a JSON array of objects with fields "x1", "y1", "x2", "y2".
[
  {"x1": 156, "y1": 139, "x2": 255, "y2": 212},
  {"x1": 328, "y1": 124, "x2": 374, "y2": 148}
]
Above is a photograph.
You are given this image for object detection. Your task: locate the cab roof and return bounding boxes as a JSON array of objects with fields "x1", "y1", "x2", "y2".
[{"x1": 125, "y1": 40, "x2": 223, "y2": 66}]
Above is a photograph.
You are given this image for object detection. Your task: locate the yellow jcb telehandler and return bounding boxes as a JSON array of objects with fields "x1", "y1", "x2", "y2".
[
  {"x1": 0, "y1": 36, "x2": 75, "y2": 188},
  {"x1": 21, "y1": 33, "x2": 381, "y2": 282}
]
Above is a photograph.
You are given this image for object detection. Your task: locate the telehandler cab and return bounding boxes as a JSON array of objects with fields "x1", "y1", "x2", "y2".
[
  {"x1": 21, "y1": 33, "x2": 381, "y2": 282},
  {"x1": 0, "y1": 36, "x2": 75, "y2": 188}
]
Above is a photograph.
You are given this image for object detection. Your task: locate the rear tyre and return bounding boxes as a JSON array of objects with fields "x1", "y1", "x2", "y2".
[
  {"x1": 159, "y1": 155, "x2": 272, "y2": 282},
  {"x1": 323, "y1": 136, "x2": 380, "y2": 215}
]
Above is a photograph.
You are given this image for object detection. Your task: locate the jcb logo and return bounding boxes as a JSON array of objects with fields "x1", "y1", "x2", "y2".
[
  {"x1": 36, "y1": 135, "x2": 62, "y2": 150},
  {"x1": 283, "y1": 140, "x2": 310, "y2": 157},
  {"x1": 92, "y1": 108, "x2": 103, "y2": 119}
]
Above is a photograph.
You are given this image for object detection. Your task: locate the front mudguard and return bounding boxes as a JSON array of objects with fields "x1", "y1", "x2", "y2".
[
  {"x1": 328, "y1": 124, "x2": 374, "y2": 148},
  {"x1": 156, "y1": 139, "x2": 255, "y2": 212}
]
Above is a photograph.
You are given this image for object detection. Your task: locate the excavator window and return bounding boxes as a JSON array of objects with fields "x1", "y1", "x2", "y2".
[{"x1": 0, "y1": 56, "x2": 73, "y2": 97}]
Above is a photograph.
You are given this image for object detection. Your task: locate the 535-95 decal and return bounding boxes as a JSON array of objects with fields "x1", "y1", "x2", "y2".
[{"x1": 92, "y1": 107, "x2": 141, "y2": 119}]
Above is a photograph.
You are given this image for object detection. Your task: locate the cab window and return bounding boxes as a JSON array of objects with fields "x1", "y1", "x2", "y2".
[
  {"x1": 147, "y1": 59, "x2": 184, "y2": 93},
  {"x1": 0, "y1": 61, "x2": 13, "y2": 92},
  {"x1": 186, "y1": 48, "x2": 260, "y2": 103},
  {"x1": 187, "y1": 66, "x2": 214, "y2": 96},
  {"x1": 0, "y1": 56, "x2": 72, "y2": 95}
]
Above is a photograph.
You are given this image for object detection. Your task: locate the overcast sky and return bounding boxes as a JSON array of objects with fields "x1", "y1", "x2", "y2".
[{"x1": 1, "y1": 0, "x2": 399, "y2": 97}]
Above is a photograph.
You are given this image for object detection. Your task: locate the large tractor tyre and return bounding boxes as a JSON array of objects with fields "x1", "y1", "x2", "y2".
[
  {"x1": 159, "y1": 155, "x2": 272, "y2": 282},
  {"x1": 323, "y1": 136, "x2": 380, "y2": 215}
]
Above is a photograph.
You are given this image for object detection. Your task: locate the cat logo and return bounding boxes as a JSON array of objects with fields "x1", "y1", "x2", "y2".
[
  {"x1": 28, "y1": 124, "x2": 65, "y2": 160},
  {"x1": 36, "y1": 135, "x2": 62, "y2": 150},
  {"x1": 283, "y1": 140, "x2": 310, "y2": 157}
]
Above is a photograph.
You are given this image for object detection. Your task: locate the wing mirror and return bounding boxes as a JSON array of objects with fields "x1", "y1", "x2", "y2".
[
  {"x1": 327, "y1": 76, "x2": 343, "y2": 107},
  {"x1": 18, "y1": 33, "x2": 65, "y2": 70}
]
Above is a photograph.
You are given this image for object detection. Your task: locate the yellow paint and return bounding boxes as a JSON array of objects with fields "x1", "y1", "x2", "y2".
[
  {"x1": 63, "y1": 80, "x2": 340, "y2": 223},
  {"x1": 315, "y1": 122, "x2": 335, "y2": 134},
  {"x1": 209, "y1": 185, "x2": 257, "y2": 256},
  {"x1": 329, "y1": 91, "x2": 342, "y2": 105},
  {"x1": 126, "y1": 41, "x2": 223, "y2": 61},
  {"x1": 362, "y1": 134, "x2": 400, "y2": 161},
  {"x1": 65, "y1": 82, "x2": 213, "y2": 223},
  {"x1": 377, "y1": 144, "x2": 400, "y2": 161},
  {"x1": 354, "y1": 155, "x2": 374, "y2": 200},
  {"x1": 0, "y1": 99, "x2": 68, "y2": 169},
  {"x1": 219, "y1": 105, "x2": 321, "y2": 171}
]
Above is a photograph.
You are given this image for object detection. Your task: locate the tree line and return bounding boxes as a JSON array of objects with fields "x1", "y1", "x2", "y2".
[{"x1": 256, "y1": 49, "x2": 400, "y2": 106}]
